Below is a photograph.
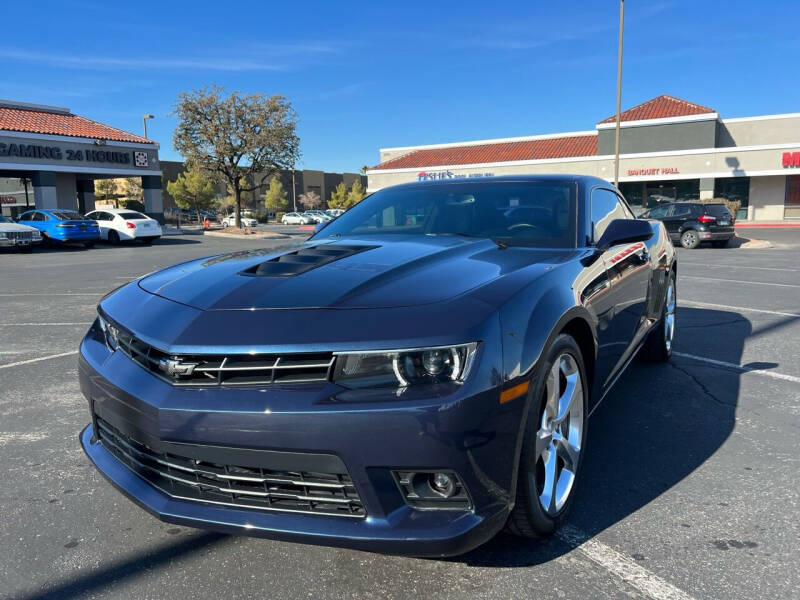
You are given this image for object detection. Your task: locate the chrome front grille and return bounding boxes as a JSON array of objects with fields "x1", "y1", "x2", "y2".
[
  {"x1": 6, "y1": 231, "x2": 33, "y2": 241},
  {"x1": 96, "y1": 418, "x2": 365, "y2": 518},
  {"x1": 113, "y1": 328, "x2": 334, "y2": 386}
]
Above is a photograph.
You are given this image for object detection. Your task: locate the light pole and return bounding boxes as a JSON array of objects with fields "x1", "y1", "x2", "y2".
[
  {"x1": 291, "y1": 164, "x2": 297, "y2": 212},
  {"x1": 142, "y1": 114, "x2": 155, "y2": 139},
  {"x1": 613, "y1": 0, "x2": 625, "y2": 188}
]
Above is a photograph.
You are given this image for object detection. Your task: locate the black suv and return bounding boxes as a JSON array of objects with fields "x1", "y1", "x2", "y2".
[{"x1": 643, "y1": 202, "x2": 735, "y2": 249}]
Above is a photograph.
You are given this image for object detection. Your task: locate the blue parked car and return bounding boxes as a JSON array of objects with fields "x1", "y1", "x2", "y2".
[{"x1": 17, "y1": 209, "x2": 100, "y2": 248}]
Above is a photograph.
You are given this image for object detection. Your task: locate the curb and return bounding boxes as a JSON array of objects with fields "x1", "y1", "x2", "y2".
[
  {"x1": 202, "y1": 230, "x2": 290, "y2": 240},
  {"x1": 735, "y1": 223, "x2": 800, "y2": 229}
]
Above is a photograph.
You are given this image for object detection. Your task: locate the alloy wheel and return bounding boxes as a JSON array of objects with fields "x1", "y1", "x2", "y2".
[
  {"x1": 534, "y1": 353, "x2": 584, "y2": 516},
  {"x1": 664, "y1": 281, "x2": 676, "y2": 353}
]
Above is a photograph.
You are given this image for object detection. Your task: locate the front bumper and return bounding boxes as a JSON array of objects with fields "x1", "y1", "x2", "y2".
[
  {"x1": 0, "y1": 236, "x2": 41, "y2": 247},
  {"x1": 78, "y1": 315, "x2": 518, "y2": 556}
]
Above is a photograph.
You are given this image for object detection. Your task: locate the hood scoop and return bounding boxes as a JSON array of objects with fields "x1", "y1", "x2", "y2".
[{"x1": 241, "y1": 244, "x2": 379, "y2": 278}]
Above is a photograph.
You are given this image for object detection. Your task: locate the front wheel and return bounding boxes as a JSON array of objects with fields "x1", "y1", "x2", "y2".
[
  {"x1": 507, "y1": 334, "x2": 588, "y2": 539},
  {"x1": 680, "y1": 229, "x2": 700, "y2": 249}
]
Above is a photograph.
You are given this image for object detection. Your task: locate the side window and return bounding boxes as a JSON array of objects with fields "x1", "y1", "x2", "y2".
[
  {"x1": 591, "y1": 188, "x2": 630, "y2": 242},
  {"x1": 672, "y1": 204, "x2": 691, "y2": 218},
  {"x1": 18, "y1": 212, "x2": 31, "y2": 221},
  {"x1": 648, "y1": 205, "x2": 668, "y2": 219},
  {"x1": 31, "y1": 212, "x2": 45, "y2": 222}
]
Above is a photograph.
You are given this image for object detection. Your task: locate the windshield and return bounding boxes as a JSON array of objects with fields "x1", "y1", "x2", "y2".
[
  {"x1": 313, "y1": 181, "x2": 577, "y2": 247},
  {"x1": 52, "y1": 211, "x2": 85, "y2": 220},
  {"x1": 704, "y1": 204, "x2": 732, "y2": 218}
]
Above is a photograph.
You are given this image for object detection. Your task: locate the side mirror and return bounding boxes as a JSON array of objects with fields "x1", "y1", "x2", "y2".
[{"x1": 595, "y1": 219, "x2": 653, "y2": 252}]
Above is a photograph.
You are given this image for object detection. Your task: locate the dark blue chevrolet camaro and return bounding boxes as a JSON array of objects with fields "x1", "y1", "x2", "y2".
[{"x1": 79, "y1": 175, "x2": 676, "y2": 556}]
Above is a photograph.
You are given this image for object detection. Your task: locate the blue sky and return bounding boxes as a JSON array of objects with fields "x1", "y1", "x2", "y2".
[{"x1": 2, "y1": 1, "x2": 797, "y2": 172}]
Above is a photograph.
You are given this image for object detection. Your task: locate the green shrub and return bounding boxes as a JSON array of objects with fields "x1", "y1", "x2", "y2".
[{"x1": 275, "y1": 212, "x2": 286, "y2": 222}]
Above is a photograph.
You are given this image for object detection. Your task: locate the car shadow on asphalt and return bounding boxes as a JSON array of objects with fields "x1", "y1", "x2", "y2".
[
  {"x1": 17, "y1": 532, "x2": 230, "y2": 600},
  {"x1": 452, "y1": 306, "x2": 748, "y2": 567}
]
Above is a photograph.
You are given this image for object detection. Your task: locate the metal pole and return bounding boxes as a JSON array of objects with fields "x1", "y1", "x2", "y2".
[
  {"x1": 613, "y1": 0, "x2": 625, "y2": 188},
  {"x1": 291, "y1": 167, "x2": 297, "y2": 212},
  {"x1": 143, "y1": 117, "x2": 148, "y2": 139}
]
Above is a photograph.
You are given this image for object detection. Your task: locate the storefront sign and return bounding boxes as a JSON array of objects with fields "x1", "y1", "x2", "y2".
[
  {"x1": 417, "y1": 170, "x2": 494, "y2": 181},
  {"x1": 783, "y1": 152, "x2": 800, "y2": 168},
  {"x1": 0, "y1": 195, "x2": 16, "y2": 204},
  {"x1": 626, "y1": 167, "x2": 680, "y2": 177},
  {"x1": 0, "y1": 135, "x2": 158, "y2": 171},
  {"x1": 0, "y1": 142, "x2": 133, "y2": 165}
]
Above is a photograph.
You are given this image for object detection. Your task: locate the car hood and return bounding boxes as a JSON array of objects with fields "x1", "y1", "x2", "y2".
[
  {"x1": 0, "y1": 222, "x2": 38, "y2": 233},
  {"x1": 137, "y1": 235, "x2": 568, "y2": 311}
]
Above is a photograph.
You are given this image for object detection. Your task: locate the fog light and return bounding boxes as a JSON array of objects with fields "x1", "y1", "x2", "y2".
[{"x1": 430, "y1": 472, "x2": 455, "y2": 497}]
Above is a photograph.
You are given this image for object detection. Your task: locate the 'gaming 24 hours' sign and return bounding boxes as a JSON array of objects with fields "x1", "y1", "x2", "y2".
[{"x1": 0, "y1": 136, "x2": 154, "y2": 169}]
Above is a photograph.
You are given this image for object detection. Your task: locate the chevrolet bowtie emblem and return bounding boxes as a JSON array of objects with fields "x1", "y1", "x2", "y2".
[{"x1": 158, "y1": 358, "x2": 198, "y2": 377}]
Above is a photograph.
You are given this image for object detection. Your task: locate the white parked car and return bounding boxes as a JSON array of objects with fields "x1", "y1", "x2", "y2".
[
  {"x1": 221, "y1": 214, "x2": 258, "y2": 228},
  {"x1": 304, "y1": 210, "x2": 333, "y2": 223},
  {"x1": 326, "y1": 209, "x2": 344, "y2": 218},
  {"x1": 281, "y1": 212, "x2": 313, "y2": 225},
  {"x1": 85, "y1": 208, "x2": 162, "y2": 245},
  {"x1": 0, "y1": 214, "x2": 42, "y2": 252}
]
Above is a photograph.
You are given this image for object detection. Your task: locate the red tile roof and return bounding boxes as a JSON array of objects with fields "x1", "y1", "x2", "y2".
[
  {"x1": 0, "y1": 106, "x2": 152, "y2": 143},
  {"x1": 598, "y1": 94, "x2": 715, "y2": 124},
  {"x1": 372, "y1": 134, "x2": 598, "y2": 170}
]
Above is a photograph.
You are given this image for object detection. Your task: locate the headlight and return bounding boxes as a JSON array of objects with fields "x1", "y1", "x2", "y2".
[
  {"x1": 0, "y1": 232, "x2": 7, "y2": 239},
  {"x1": 333, "y1": 343, "x2": 478, "y2": 389},
  {"x1": 31, "y1": 231, "x2": 41, "y2": 238},
  {"x1": 97, "y1": 314, "x2": 119, "y2": 351}
]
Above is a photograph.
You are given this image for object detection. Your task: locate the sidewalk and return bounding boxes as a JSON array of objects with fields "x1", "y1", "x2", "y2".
[{"x1": 735, "y1": 221, "x2": 800, "y2": 228}]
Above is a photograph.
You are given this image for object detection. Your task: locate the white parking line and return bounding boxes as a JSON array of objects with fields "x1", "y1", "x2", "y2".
[
  {"x1": 0, "y1": 350, "x2": 78, "y2": 370},
  {"x1": 673, "y1": 352, "x2": 800, "y2": 384},
  {"x1": 678, "y1": 262, "x2": 797, "y2": 272},
  {"x1": 557, "y1": 525, "x2": 695, "y2": 600},
  {"x1": 680, "y1": 275, "x2": 800, "y2": 289},
  {"x1": 681, "y1": 299, "x2": 800, "y2": 319}
]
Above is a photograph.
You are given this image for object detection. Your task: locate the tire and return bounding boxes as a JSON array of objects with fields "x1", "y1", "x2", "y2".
[
  {"x1": 19, "y1": 245, "x2": 33, "y2": 254},
  {"x1": 506, "y1": 334, "x2": 588, "y2": 539},
  {"x1": 108, "y1": 230, "x2": 120, "y2": 245},
  {"x1": 641, "y1": 270, "x2": 676, "y2": 362},
  {"x1": 679, "y1": 229, "x2": 700, "y2": 249},
  {"x1": 711, "y1": 240, "x2": 729, "y2": 248},
  {"x1": 41, "y1": 234, "x2": 51, "y2": 248}
]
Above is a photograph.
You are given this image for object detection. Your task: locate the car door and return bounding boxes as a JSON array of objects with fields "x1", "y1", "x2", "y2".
[
  {"x1": 657, "y1": 204, "x2": 687, "y2": 240},
  {"x1": 87, "y1": 211, "x2": 107, "y2": 239},
  {"x1": 590, "y1": 188, "x2": 652, "y2": 391}
]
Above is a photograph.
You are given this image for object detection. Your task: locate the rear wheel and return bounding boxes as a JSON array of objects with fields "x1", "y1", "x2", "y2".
[
  {"x1": 711, "y1": 239, "x2": 729, "y2": 248},
  {"x1": 641, "y1": 271, "x2": 676, "y2": 362},
  {"x1": 507, "y1": 334, "x2": 587, "y2": 538},
  {"x1": 108, "y1": 230, "x2": 120, "y2": 245},
  {"x1": 680, "y1": 229, "x2": 700, "y2": 249}
]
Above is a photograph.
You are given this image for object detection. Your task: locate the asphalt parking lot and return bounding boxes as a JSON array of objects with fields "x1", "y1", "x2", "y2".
[{"x1": 1, "y1": 229, "x2": 798, "y2": 600}]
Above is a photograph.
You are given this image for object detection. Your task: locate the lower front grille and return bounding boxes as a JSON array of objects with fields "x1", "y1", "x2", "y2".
[{"x1": 96, "y1": 418, "x2": 365, "y2": 518}]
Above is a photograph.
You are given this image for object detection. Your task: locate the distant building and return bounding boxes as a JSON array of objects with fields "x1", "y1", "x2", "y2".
[
  {"x1": 368, "y1": 95, "x2": 800, "y2": 222},
  {"x1": 160, "y1": 161, "x2": 367, "y2": 212},
  {"x1": 0, "y1": 99, "x2": 162, "y2": 220}
]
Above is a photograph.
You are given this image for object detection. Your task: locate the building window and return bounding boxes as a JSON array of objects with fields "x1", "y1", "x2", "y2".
[
  {"x1": 786, "y1": 175, "x2": 800, "y2": 219},
  {"x1": 714, "y1": 177, "x2": 749, "y2": 220}
]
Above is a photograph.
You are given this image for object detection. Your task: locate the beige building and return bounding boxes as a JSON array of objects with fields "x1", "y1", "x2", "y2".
[{"x1": 367, "y1": 95, "x2": 800, "y2": 222}]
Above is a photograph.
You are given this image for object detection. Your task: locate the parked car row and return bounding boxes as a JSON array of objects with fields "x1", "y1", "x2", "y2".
[
  {"x1": 281, "y1": 209, "x2": 342, "y2": 225},
  {"x1": 0, "y1": 208, "x2": 161, "y2": 252}
]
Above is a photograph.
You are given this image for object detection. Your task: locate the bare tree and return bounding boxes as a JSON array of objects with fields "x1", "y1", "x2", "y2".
[
  {"x1": 298, "y1": 190, "x2": 321, "y2": 210},
  {"x1": 172, "y1": 85, "x2": 300, "y2": 228}
]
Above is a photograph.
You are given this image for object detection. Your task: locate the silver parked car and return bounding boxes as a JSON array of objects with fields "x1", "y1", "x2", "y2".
[
  {"x1": 0, "y1": 215, "x2": 42, "y2": 252},
  {"x1": 281, "y1": 212, "x2": 314, "y2": 225}
]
